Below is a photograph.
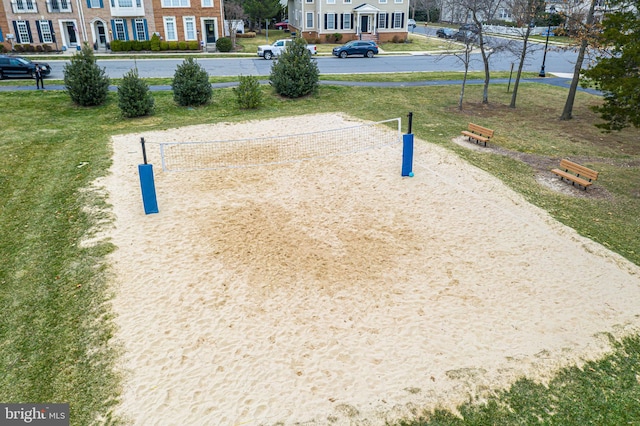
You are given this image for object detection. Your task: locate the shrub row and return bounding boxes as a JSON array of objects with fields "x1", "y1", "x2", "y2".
[
  {"x1": 110, "y1": 39, "x2": 200, "y2": 52},
  {"x1": 12, "y1": 44, "x2": 55, "y2": 52}
]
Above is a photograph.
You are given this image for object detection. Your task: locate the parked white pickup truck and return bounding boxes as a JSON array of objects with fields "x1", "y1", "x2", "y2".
[{"x1": 257, "y1": 39, "x2": 317, "y2": 60}]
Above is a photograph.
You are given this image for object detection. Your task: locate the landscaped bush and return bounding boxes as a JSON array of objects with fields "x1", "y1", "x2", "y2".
[
  {"x1": 110, "y1": 40, "x2": 124, "y2": 51},
  {"x1": 188, "y1": 41, "x2": 200, "y2": 50},
  {"x1": 237, "y1": 32, "x2": 256, "y2": 38},
  {"x1": 233, "y1": 75, "x2": 262, "y2": 109},
  {"x1": 131, "y1": 40, "x2": 144, "y2": 51},
  {"x1": 0, "y1": 45, "x2": 6, "y2": 53},
  {"x1": 43, "y1": 44, "x2": 53, "y2": 52},
  {"x1": 325, "y1": 33, "x2": 343, "y2": 43},
  {"x1": 150, "y1": 33, "x2": 161, "y2": 51},
  {"x1": 269, "y1": 37, "x2": 319, "y2": 98},
  {"x1": 63, "y1": 43, "x2": 110, "y2": 107},
  {"x1": 178, "y1": 41, "x2": 187, "y2": 50},
  {"x1": 117, "y1": 67, "x2": 154, "y2": 118},
  {"x1": 216, "y1": 37, "x2": 233, "y2": 52},
  {"x1": 171, "y1": 57, "x2": 212, "y2": 106},
  {"x1": 160, "y1": 41, "x2": 169, "y2": 50},
  {"x1": 168, "y1": 41, "x2": 179, "y2": 50}
]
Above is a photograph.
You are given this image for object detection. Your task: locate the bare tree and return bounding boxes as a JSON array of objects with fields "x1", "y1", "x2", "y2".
[
  {"x1": 464, "y1": 0, "x2": 507, "y2": 104},
  {"x1": 560, "y1": 0, "x2": 598, "y2": 120},
  {"x1": 507, "y1": 0, "x2": 545, "y2": 108},
  {"x1": 224, "y1": 0, "x2": 247, "y2": 48}
]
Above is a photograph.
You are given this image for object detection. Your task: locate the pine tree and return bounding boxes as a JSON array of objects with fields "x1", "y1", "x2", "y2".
[
  {"x1": 269, "y1": 38, "x2": 319, "y2": 98},
  {"x1": 118, "y1": 68, "x2": 155, "y2": 118},
  {"x1": 63, "y1": 43, "x2": 110, "y2": 107},
  {"x1": 172, "y1": 57, "x2": 212, "y2": 107}
]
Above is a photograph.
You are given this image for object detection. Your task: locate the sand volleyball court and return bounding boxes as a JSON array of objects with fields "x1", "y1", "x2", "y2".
[{"x1": 103, "y1": 113, "x2": 640, "y2": 425}]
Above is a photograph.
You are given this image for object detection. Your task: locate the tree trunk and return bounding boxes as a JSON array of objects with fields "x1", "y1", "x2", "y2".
[
  {"x1": 560, "y1": 0, "x2": 596, "y2": 120},
  {"x1": 510, "y1": 28, "x2": 532, "y2": 108}
]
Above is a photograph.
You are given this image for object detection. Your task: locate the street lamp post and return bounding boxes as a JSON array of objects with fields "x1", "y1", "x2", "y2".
[{"x1": 539, "y1": 6, "x2": 556, "y2": 77}]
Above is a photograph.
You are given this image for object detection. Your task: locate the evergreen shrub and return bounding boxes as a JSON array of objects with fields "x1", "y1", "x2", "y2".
[
  {"x1": 171, "y1": 57, "x2": 212, "y2": 106},
  {"x1": 233, "y1": 75, "x2": 262, "y2": 109},
  {"x1": 63, "y1": 43, "x2": 110, "y2": 107},
  {"x1": 117, "y1": 68, "x2": 155, "y2": 118},
  {"x1": 216, "y1": 37, "x2": 233, "y2": 52},
  {"x1": 269, "y1": 37, "x2": 319, "y2": 98}
]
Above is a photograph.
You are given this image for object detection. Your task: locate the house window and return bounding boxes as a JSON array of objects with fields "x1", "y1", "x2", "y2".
[
  {"x1": 162, "y1": 0, "x2": 188, "y2": 7},
  {"x1": 16, "y1": 21, "x2": 31, "y2": 43},
  {"x1": 113, "y1": 19, "x2": 126, "y2": 39},
  {"x1": 134, "y1": 19, "x2": 146, "y2": 40},
  {"x1": 379, "y1": 0, "x2": 387, "y2": 3},
  {"x1": 498, "y1": 8, "x2": 511, "y2": 19},
  {"x1": 183, "y1": 16, "x2": 196, "y2": 40},
  {"x1": 305, "y1": 0, "x2": 313, "y2": 2},
  {"x1": 88, "y1": 0, "x2": 101, "y2": 7},
  {"x1": 164, "y1": 16, "x2": 177, "y2": 40},
  {"x1": 15, "y1": 0, "x2": 37, "y2": 12},
  {"x1": 325, "y1": 13, "x2": 336, "y2": 29},
  {"x1": 117, "y1": 0, "x2": 132, "y2": 6},
  {"x1": 378, "y1": 12, "x2": 387, "y2": 28},
  {"x1": 394, "y1": 0, "x2": 402, "y2": 3},
  {"x1": 327, "y1": 0, "x2": 335, "y2": 3},
  {"x1": 343, "y1": 0, "x2": 351, "y2": 3},
  {"x1": 201, "y1": 0, "x2": 212, "y2": 6},
  {"x1": 306, "y1": 12, "x2": 313, "y2": 28},
  {"x1": 38, "y1": 20, "x2": 53, "y2": 42},
  {"x1": 393, "y1": 12, "x2": 403, "y2": 28},
  {"x1": 342, "y1": 13, "x2": 351, "y2": 29}
]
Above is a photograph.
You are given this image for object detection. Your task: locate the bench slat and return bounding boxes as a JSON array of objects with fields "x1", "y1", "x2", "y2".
[
  {"x1": 551, "y1": 168, "x2": 594, "y2": 188},
  {"x1": 559, "y1": 159, "x2": 599, "y2": 180}
]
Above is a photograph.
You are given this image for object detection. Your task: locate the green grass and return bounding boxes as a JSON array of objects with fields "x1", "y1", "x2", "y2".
[{"x1": 1, "y1": 79, "x2": 639, "y2": 425}]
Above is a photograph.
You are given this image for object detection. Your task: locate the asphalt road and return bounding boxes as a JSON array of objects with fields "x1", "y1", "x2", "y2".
[{"x1": 32, "y1": 31, "x2": 583, "y2": 80}]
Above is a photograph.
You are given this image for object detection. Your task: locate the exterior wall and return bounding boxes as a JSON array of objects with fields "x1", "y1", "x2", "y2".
[
  {"x1": 0, "y1": 5, "x2": 10, "y2": 50},
  {"x1": 151, "y1": 0, "x2": 223, "y2": 48},
  {"x1": 289, "y1": 0, "x2": 409, "y2": 43}
]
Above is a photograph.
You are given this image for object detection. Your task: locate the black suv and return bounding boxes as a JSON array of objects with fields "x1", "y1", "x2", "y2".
[{"x1": 0, "y1": 55, "x2": 52, "y2": 79}]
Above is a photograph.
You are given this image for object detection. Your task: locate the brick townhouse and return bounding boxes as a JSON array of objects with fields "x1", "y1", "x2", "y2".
[{"x1": 0, "y1": 0, "x2": 223, "y2": 52}]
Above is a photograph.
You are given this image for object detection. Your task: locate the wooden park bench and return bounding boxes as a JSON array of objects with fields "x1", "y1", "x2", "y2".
[
  {"x1": 461, "y1": 123, "x2": 495, "y2": 147},
  {"x1": 551, "y1": 159, "x2": 599, "y2": 190}
]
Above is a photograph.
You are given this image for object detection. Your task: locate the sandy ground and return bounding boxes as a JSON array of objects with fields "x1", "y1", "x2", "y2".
[{"x1": 100, "y1": 113, "x2": 640, "y2": 425}]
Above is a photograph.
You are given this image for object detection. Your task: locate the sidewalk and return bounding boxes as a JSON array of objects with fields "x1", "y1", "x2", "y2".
[{"x1": 0, "y1": 76, "x2": 602, "y2": 96}]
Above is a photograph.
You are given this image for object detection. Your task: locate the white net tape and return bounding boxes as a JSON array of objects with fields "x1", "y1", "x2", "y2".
[{"x1": 158, "y1": 118, "x2": 401, "y2": 172}]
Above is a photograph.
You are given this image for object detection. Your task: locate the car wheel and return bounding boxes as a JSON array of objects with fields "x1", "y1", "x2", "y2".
[
  {"x1": 366, "y1": 50, "x2": 374, "y2": 58},
  {"x1": 339, "y1": 51, "x2": 348, "y2": 59},
  {"x1": 0, "y1": 71, "x2": 4, "y2": 80},
  {"x1": 264, "y1": 51, "x2": 273, "y2": 60}
]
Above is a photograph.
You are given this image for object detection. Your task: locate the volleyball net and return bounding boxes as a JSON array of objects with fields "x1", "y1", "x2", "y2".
[{"x1": 158, "y1": 118, "x2": 402, "y2": 172}]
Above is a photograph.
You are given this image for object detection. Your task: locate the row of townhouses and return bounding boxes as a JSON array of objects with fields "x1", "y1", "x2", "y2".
[
  {"x1": 0, "y1": 0, "x2": 412, "y2": 52},
  {"x1": 0, "y1": 0, "x2": 225, "y2": 52}
]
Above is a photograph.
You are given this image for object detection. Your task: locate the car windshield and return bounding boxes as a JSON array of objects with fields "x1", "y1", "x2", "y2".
[{"x1": 17, "y1": 58, "x2": 31, "y2": 65}]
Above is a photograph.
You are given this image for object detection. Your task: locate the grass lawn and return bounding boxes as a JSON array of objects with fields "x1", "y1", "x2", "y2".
[{"x1": 1, "y1": 78, "x2": 639, "y2": 425}]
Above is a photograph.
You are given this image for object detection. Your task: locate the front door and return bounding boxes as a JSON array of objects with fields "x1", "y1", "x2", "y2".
[
  {"x1": 97, "y1": 22, "x2": 107, "y2": 48},
  {"x1": 205, "y1": 20, "x2": 216, "y2": 43},
  {"x1": 66, "y1": 22, "x2": 77, "y2": 46},
  {"x1": 360, "y1": 15, "x2": 369, "y2": 33}
]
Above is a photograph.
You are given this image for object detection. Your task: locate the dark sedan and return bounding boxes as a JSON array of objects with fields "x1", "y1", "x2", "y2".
[
  {"x1": 332, "y1": 40, "x2": 379, "y2": 58},
  {"x1": 436, "y1": 28, "x2": 457, "y2": 39},
  {"x1": 0, "y1": 55, "x2": 51, "y2": 79}
]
